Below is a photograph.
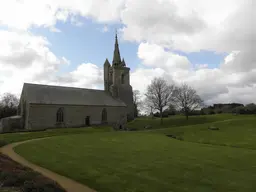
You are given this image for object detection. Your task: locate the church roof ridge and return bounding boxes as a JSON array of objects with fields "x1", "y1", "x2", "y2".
[
  {"x1": 22, "y1": 83, "x2": 126, "y2": 107},
  {"x1": 23, "y1": 83, "x2": 103, "y2": 92}
]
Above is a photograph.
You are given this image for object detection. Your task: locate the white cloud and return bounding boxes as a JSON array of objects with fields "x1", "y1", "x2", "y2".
[
  {"x1": 68, "y1": 63, "x2": 103, "y2": 87},
  {"x1": 0, "y1": 0, "x2": 255, "y2": 107},
  {"x1": 131, "y1": 41, "x2": 256, "y2": 106},
  {"x1": 130, "y1": 68, "x2": 166, "y2": 91},
  {"x1": 195, "y1": 64, "x2": 208, "y2": 69},
  {"x1": 121, "y1": 0, "x2": 253, "y2": 53},
  {"x1": 221, "y1": 50, "x2": 256, "y2": 73},
  {"x1": 102, "y1": 25, "x2": 109, "y2": 32},
  {"x1": 138, "y1": 43, "x2": 191, "y2": 72},
  {"x1": 0, "y1": 30, "x2": 102, "y2": 96},
  {"x1": 0, "y1": 0, "x2": 126, "y2": 31},
  {"x1": 119, "y1": 0, "x2": 255, "y2": 106}
]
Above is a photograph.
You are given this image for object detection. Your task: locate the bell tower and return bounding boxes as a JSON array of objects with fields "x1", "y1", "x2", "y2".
[{"x1": 103, "y1": 32, "x2": 134, "y2": 121}]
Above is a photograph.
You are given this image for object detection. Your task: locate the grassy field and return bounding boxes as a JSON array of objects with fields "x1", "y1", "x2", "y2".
[
  {"x1": 12, "y1": 114, "x2": 256, "y2": 192},
  {"x1": 126, "y1": 114, "x2": 254, "y2": 130},
  {"x1": 0, "y1": 114, "x2": 253, "y2": 145},
  {"x1": 0, "y1": 126, "x2": 112, "y2": 147},
  {"x1": 151, "y1": 117, "x2": 256, "y2": 149}
]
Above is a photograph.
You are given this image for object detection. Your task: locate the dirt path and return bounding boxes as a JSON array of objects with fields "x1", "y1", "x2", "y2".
[{"x1": 0, "y1": 138, "x2": 96, "y2": 192}]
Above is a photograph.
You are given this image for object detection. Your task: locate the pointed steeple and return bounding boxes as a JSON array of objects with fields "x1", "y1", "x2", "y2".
[
  {"x1": 104, "y1": 58, "x2": 110, "y2": 66},
  {"x1": 112, "y1": 31, "x2": 122, "y2": 66},
  {"x1": 121, "y1": 58, "x2": 126, "y2": 67}
]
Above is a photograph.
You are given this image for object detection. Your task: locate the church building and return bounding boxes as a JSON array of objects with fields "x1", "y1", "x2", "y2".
[{"x1": 18, "y1": 34, "x2": 134, "y2": 130}]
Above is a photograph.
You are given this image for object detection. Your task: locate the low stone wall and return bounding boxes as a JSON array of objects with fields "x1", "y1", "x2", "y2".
[{"x1": 0, "y1": 116, "x2": 23, "y2": 133}]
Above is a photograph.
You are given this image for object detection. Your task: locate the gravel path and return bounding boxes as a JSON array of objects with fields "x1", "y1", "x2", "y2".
[{"x1": 0, "y1": 138, "x2": 96, "y2": 192}]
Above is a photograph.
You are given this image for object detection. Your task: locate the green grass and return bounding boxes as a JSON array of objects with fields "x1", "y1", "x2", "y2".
[
  {"x1": 126, "y1": 114, "x2": 254, "y2": 130},
  {"x1": 0, "y1": 126, "x2": 112, "y2": 146},
  {"x1": 2, "y1": 114, "x2": 256, "y2": 191},
  {"x1": 1, "y1": 114, "x2": 252, "y2": 146},
  {"x1": 14, "y1": 117, "x2": 256, "y2": 192},
  {"x1": 151, "y1": 118, "x2": 256, "y2": 149}
]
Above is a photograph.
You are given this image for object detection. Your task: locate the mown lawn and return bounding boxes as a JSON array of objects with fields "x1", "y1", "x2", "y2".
[
  {"x1": 151, "y1": 117, "x2": 256, "y2": 149},
  {"x1": 0, "y1": 126, "x2": 112, "y2": 147},
  {"x1": 1, "y1": 114, "x2": 251, "y2": 146},
  {"x1": 2, "y1": 114, "x2": 256, "y2": 192},
  {"x1": 126, "y1": 114, "x2": 254, "y2": 130},
  {"x1": 14, "y1": 123, "x2": 256, "y2": 192}
]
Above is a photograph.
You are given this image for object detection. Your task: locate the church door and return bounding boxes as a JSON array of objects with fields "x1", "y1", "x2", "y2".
[
  {"x1": 101, "y1": 108, "x2": 107, "y2": 124},
  {"x1": 85, "y1": 116, "x2": 90, "y2": 126}
]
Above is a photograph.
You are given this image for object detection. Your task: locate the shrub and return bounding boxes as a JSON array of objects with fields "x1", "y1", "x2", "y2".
[
  {"x1": 2, "y1": 174, "x2": 22, "y2": 187},
  {"x1": 153, "y1": 112, "x2": 169, "y2": 118},
  {"x1": 216, "y1": 110, "x2": 223, "y2": 114},
  {"x1": 129, "y1": 128, "x2": 138, "y2": 131},
  {"x1": 0, "y1": 171, "x2": 13, "y2": 181},
  {"x1": 0, "y1": 140, "x2": 8, "y2": 147},
  {"x1": 21, "y1": 180, "x2": 65, "y2": 192},
  {"x1": 1, "y1": 171, "x2": 39, "y2": 187},
  {"x1": 21, "y1": 180, "x2": 35, "y2": 192},
  {"x1": 18, "y1": 171, "x2": 39, "y2": 181},
  {"x1": 209, "y1": 110, "x2": 215, "y2": 115}
]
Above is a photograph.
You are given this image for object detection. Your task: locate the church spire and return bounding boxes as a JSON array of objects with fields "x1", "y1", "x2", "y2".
[
  {"x1": 121, "y1": 58, "x2": 126, "y2": 66},
  {"x1": 112, "y1": 31, "x2": 122, "y2": 66}
]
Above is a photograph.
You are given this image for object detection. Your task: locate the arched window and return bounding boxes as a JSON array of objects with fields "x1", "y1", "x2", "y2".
[
  {"x1": 121, "y1": 73, "x2": 125, "y2": 84},
  {"x1": 101, "y1": 108, "x2": 107, "y2": 123},
  {"x1": 56, "y1": 108, "x2": 64, "y2": 123}
]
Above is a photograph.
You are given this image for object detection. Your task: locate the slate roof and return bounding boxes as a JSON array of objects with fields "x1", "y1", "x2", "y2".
[{"x1": 22, "y1": 83, "x2": 126, "y2": 107}]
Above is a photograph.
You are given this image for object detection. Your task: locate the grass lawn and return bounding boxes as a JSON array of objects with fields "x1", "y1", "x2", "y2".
[
  {"x1": 126, "y1": 114, "x2": 254, "y2": 130},
  {"x1": 151, "y1": 117, "x2": 256, "y2": 149},
  {"x1": 0, "y1": 126, "x2": 112, "y2": 147},
  {"x1": 1, "y1": 114, "x2": 252, "y2": 146},
  {"x1": 14, "y1": 116, "x2": 256, "y2": 192}
]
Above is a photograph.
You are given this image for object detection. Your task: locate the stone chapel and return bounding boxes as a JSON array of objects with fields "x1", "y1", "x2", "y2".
[{"x1": 17, "y1": 34, "x2": 134, "y2": 130}]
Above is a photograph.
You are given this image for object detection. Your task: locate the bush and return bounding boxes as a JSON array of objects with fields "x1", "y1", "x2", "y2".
[
  {"x1": 153, "y1": 112, "x2": 160, "y2": 117},
  {"x1": 153, "y1": 112, "x2": 169, "y2": 118},
  {"x1": 0, "y1": 140, "x2": 8, "y2": 147},
  {"x1": 189, "y1": 110, "x2": 201, "y2": 116},
  {"x1": 1, "y1": 171, "x2": 39, "y2": 187},
  {"x1": 200, "y1": 110, "x2": 206, "y2": 115},
  {"x1": 18, "y1": 171, "x2": 39, "y2": 181},
  {"x1": 2, "y1": 173, "x2": 22, "y2": 187},
  {"x1": 209, "y1": 110, "x2": 215, "y2": 115},
  {"x1": 21, "y1": 180, "x2": 65, "y2": 192},
  {"x1": 216, "y1": 110, "x2": 223, "y2": 114},
  {"x1": 129, "y1": 128, "x2": 138, "y2": 131},
  {"x1": 0, "y1": 171, "x2": 13, "y2": 181}
]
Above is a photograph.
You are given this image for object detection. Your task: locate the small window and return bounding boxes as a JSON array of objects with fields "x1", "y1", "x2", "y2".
[
  {"x1": 56, "y1": 108, "x2": 64, "y2": 123},
  {"x1": 121, "y1": 74, "x2": 125, "y2": 84}
]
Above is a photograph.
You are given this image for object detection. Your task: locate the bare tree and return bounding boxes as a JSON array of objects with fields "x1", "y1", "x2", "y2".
[
  {"x1": 0, "y1": 93, "x2": 19, "y2": 119},
  {"x1": 0, "y1": 93, "x2": 19, "y2": 108},
  {"x1": 133, "y1": 90, "x2": 142, "y2": 117},
  {"x1": 173, "y1": 83, "x2": 203, "y2": 120},
  {"x1": 140, "y1": 97, "x2": 153, "y2": 117},
  {"x1": 145, "y1": 77, "x2": 175, "y2": 124}
]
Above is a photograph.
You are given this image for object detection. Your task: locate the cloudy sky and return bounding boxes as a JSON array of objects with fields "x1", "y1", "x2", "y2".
[{"x1": 0, "y1": 0, "x2": 254, "y2": 105}]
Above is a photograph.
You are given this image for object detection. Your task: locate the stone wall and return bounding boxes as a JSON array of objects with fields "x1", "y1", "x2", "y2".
[
  {"x1": 0, "y1": 116, "x2": 23, "y2": 133},
  {"x1": 118, "y1": 84, "x2": 134, "y2": 121},
  {"x1": 27, "y1": 104, "x2": 127, "y2": 130}
]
